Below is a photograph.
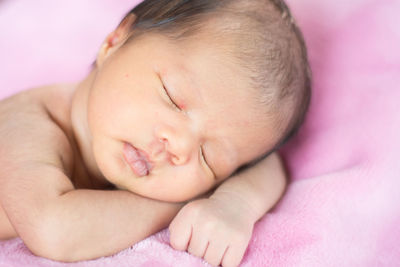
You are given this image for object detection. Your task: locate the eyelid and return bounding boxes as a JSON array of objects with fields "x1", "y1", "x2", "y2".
[
  {"x1": 161, "y1": 83, "x2": 180, "y2": 110},
  {"x1": 200, "y1": 146, "x2": 216, "y2": 179}
]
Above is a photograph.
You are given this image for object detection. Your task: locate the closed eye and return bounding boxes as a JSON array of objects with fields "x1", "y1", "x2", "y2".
[
  {"x1": 161, "y1": 83, "x2": 180, "y2": 111},
  {"x1": 200, "y1": 146, "x2": 216, "y2": 179}
]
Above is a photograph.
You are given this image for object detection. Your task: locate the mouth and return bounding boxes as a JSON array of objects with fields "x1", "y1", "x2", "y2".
[{"x1": 122, "y1": 142, "x2": 153, "y2": 177}]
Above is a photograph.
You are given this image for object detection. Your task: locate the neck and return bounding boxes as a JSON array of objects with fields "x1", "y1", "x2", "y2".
[{"x1": 71, "y1": 70, "x2": 110, "y2": 188}]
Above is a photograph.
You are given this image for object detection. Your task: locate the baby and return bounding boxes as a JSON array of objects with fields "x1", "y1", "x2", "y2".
[{"x1": 0, "y1": 0, "x2": 310, "y2": 266}]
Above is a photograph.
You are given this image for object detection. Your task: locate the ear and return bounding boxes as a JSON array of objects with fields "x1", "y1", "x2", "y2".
[{"x1": 96, "y1": 13, "x2": 137, "y2": 67}]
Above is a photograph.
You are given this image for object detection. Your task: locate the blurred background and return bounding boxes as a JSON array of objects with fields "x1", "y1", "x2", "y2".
[
  {"x1": 1, "y1": 1, "x2": 399, "y2": 266},
  {"x1": 0, "y1": 0, "x2": 139, "y2": 99},
  {"x1": 0, "y1": 0, "x2": 393, "y2": 99}
]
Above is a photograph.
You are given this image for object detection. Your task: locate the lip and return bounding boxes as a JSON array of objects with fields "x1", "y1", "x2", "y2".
[{"x1": 122, "y1": 142, "x2": 153, "y2": 177}]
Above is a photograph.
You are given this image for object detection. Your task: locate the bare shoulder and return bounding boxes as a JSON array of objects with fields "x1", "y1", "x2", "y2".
[
  {"x1": 0, "y1": 85, "x2": 77, "y2": 241},
  {"x1": 0, "y1": 85, "x2": 75, "y2": 177}
]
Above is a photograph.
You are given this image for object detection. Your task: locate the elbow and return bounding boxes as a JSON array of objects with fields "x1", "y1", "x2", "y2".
[
  {"x1": 22, "y1": 216, "x2": 80, "y2": 262},
  {"x1": 30, "y1": 236, "x2": 72, "y2": 262}
]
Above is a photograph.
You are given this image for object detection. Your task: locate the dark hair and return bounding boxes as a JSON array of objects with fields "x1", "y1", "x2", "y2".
[{"x1": 119, "y1": 0, "x2": 311, "y2": 175}]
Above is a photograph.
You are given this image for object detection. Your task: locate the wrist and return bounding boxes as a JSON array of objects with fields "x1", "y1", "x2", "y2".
[{"x1": 209, "y1": 187, "x2": 262, "y2": 223}]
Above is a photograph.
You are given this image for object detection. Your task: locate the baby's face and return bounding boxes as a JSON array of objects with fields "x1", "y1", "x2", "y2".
[{"x1": 87, "y1": 33, "x2": 276, "y2": 202}]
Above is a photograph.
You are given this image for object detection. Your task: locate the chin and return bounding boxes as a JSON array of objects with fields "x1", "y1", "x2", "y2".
[
  {"x1": 148, "y1": 188, "x2": 206, "y2": 203},
  {"x1": 142, "y1": 192, "x2": 189, "y2": 203},
  {"x1": 122, "y1": 186, "x2": 197, "y2": 203}
]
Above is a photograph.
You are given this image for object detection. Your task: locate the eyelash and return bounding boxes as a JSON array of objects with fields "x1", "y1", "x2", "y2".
[
  {"x1": 161, "y1": 83, "x2": 213, "y2": 176},
  {"x1": 162, "y1": 85, "x2": 180, "y2": 110},
  {"x1": 199, "y1": 146, "x2": 208, "y2": 165},
  {"x1": 200, "y1": 146, "x2": 215, "y2": 177}
]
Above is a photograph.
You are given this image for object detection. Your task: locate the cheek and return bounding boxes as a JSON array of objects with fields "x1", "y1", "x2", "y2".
[
  {"x1": 137, "y1": 165, "x2": 214, "y2": 202},
  {"x1": 91, "y1": 136, "x2": 127, "y2": 186},
  {"x1": 88, "y1": 87, "x2": 124, "y2": 133}
]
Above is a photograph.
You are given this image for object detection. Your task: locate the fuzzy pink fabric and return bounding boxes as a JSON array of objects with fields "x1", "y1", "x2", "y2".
[{"x1": 1, "y1": 0, "x2": 399, "y2": 266}]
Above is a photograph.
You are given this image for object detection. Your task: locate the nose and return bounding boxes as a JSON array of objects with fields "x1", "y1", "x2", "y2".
[{"x1": 153, "y1": 124, "x2": 198, "y2": 166}]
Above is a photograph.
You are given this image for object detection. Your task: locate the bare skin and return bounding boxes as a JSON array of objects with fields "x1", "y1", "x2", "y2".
[
  {"x1": 0, "y1": 14, "x2": 287, "y2": 267},
  {"x1": 0, "y1": 85, "x2": 184, "y2": 259},
  {"x1": 0, "y1": 84, "x2": 286, "y2": 266}
]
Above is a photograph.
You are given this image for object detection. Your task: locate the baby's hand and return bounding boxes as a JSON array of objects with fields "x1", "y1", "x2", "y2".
[{"x1": 169, "y1": 195, "x2": 255, "y2": 267}]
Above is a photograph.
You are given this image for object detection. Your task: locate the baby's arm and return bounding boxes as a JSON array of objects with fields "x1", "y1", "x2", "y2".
[
  {"x1": 0, "y1": 92, "x2": 183, "y2": 262},
  {"x1": 0, "y1": 163, "x2": 182, "y2": 262},
  {"x1": 169, "y1": 152, "x2": 287, "y2": 267}
]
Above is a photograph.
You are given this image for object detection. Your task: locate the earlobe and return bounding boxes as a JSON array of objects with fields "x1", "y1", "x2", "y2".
[{"x1": 96, "y1": 13, "x2": 137, "y2": 67}]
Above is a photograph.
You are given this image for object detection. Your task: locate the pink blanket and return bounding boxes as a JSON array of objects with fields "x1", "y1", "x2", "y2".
[{"x1": 1, "y1": 0, "x2": 399, "y2": 266}]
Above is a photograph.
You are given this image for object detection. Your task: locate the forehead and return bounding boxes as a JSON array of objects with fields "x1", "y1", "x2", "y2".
[{"x1": 126, "y1": 33, "x2": 276, "y2": 176}]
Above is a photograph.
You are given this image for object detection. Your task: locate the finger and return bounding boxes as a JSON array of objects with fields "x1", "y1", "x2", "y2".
[
  {"x1": 187, "y1": 229, "x2": 209, "y2": 258},
  {"x1": 221, "y1": 244, "x2": 247, "y2": 267},
  {"x1": 203, "y1": 241, "x2": 229, "y2": 267},
  {"x1": 169, "y1": 221, "x2": 192, "y2": 251}
]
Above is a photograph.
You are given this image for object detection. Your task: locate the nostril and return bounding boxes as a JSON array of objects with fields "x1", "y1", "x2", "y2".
[
  {"x1": 171, "y1": 154, "x2": 190, "y2": 165},
  {"x1": 171, "y1": 155, "x2": 181, "y2": 165}
]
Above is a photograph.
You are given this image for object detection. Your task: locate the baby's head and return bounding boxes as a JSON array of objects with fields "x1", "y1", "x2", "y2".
[{"x1": 86, "y1": 0, "x2": 311, "y2": 202}]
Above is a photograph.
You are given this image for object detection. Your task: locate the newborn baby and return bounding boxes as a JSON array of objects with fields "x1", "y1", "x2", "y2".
[{"x1": 0, "y1": 0, "x2": 310, "y2": 266}]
